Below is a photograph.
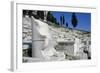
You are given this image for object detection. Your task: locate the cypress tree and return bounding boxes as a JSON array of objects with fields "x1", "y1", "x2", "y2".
[
  {"x1": 71, "y1": 13, "x2": 78, "y2": 28},
  {"x1": 60, "y1": 16, "x2": 62, "y2": 26}
]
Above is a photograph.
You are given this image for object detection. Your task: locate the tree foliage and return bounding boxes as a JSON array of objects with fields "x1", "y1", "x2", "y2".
[
  {"x1": 37, "y1": 11, "x2": 44, "y2": 20},
  {"x1": 47, "y1": 11, "x2": 57, "y2": 25},
  {"x1": 60, "y1": 15, "x2": 65, "y2": 27},
  {"x1": 66, "y1": 22, "x2": 68, "y2": 27},
  {"x1": 71, "y1": 13, "x2": 78, "y2": 28},
  {"x1": 60, "y1": 15, "x2": 62, "y2": 26},
  {"x1": 23, "y1": 10, "x2": 29, "y2": 17},
  {"x1": 62, "y1": 15, "x2": 65, "y2": 26}
]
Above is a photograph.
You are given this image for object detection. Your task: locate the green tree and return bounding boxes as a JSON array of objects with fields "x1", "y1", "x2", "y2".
[
  {"x1": 47, "y1": 11, "x2": 57, "y2": 25},
  {"x1": 66, "y1": 22, "x2": 68, "y2": 27},
  {"x1": 23, "y1": 10, "x2": 26, "y2": 17},
  {"x1": 62, "y1": 15, "x2": 65, "y2": 26},
  {"x1": 28, "y1": 10, "x2": 33, "y2": 17},
  {"x1": 71, "y1": 13, "x2": 78, "y2": 28},
  {"x1": 37, "y1": 11, "x2": 44, "y2": 20},
  {"x1": 23, "y1": 10, "x2": 29, "y2": 17},
  {"x1": 47, "y1": 11, "x2": 52, "y2": 22},
  {"x1": 60, "y1": 16, "x2": 62, "y2": 26},
  {"x1": 57, "y1": 22, "x2": 60, "y2": 26}
]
